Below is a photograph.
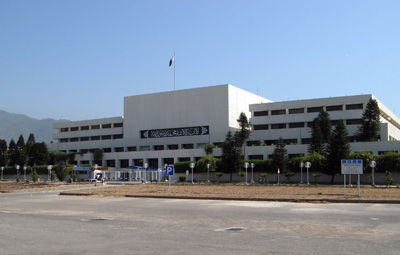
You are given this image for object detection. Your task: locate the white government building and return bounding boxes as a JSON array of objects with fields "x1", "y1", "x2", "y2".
[{"x1": 49, "y1": 84, "x2": 400, "y2": 171}]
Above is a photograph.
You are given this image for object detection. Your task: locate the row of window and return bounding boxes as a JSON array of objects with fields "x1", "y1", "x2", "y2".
[
  {"x1": 76, "y1": 148, "x2": 398, "y2": 168},
  {"x1": 59, "y1": 134, "x2": 124, "y2": 143},
  {"x1": 253, "y1": 119, "x2": 363, "y2": 130},
  {"x1": 253, "y1": 103, "x2": 363, "y2": 117},
  {"x1": 247, "y1": 135, "x2": 361, "y2": 147},
  {"x1": 60, "y1": 123, "x2": 123, "y2": 132}
]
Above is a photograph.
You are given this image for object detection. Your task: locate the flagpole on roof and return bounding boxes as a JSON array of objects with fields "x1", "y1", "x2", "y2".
[
  {"x1": 169, "y1": 52, "x2": 176, "y2": 91},
  {"x1": 173, "y1": 51, "x2": 176, "y2": 91}
]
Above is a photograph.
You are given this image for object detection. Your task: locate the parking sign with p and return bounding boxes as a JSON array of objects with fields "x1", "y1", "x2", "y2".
[{"x1": 166, "y1": 166, "x2": 174, "y2": 176}]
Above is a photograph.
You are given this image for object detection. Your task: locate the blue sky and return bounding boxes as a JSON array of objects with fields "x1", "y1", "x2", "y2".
[{"x1": 1, "y1": 0, "x2": 399, "y2": 121}]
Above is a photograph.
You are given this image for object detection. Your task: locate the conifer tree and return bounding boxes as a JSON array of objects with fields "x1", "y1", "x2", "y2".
[
  {"x1": 325, "y1": 120, "x2": 350, "y2": 183},
  {"x1": 357, "y1": 98, "x2": 381, "y2": 141},
  {"x1": 16, "y1": 135, "x2": 27, "y2": 167},
  {"x1": 308, "y1": 118, "x2": 324, "y2": 154},
  {"x1": 271, "y1": 137, "x2": 288, "y2": 172},
  {"x1": 8, "y1": 139, "x2": 18, "y2": 166},
  {"x1": 0, "y1": 139, "x2": 8, "y2": 167},
  {"x1": 308, "y1": 110, "x2": 331, "y2": 154}
]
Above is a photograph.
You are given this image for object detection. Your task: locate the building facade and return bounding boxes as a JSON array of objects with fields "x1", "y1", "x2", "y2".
[{"x1": 49, "y1": 84, "x2": 400, "y2": 169}]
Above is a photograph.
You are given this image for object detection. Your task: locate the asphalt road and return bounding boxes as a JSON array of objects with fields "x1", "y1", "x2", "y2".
[{"x1": 0, "y1": 192, "x2": 399, "y2": 255}]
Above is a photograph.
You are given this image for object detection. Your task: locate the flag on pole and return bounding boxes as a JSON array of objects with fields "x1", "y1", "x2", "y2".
[{"x1": 169, "y1": 55, "x2": 174, "y2": 66}]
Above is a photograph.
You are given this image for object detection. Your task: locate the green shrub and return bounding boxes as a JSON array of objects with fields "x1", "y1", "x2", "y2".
[
  {"x1": 30, "y1": 170, "x2": 41, "y2": 183},
  {"x1": 179, "y1": 176, "x2": 186, "y2": 182}
]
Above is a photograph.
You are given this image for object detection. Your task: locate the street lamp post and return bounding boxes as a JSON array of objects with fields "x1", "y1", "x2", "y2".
[
  {"x1": 144, "y1": 163, "x2": 148, "y2": 183},
  {"x1": 190, "y1": 163, "x2": 195, "y2": 184},
  {"x1": 207, "y1": 163, "x2": 210, "y2": 183},
  {"x1": 23, "y1": 166, "x2": 27, "y2": 180},
  {"x1": 250, "y1": 163, "x2": 255, "y2": 183},
  {"x1": 47, "y1": 165, "x2": 52, "y2": 181},
  {"x1": 300, "y1": 162, "x2": 304, "y2": 184},
  {"x1": 244, "y1": 162, "x2": 249, "y2": 185},
  {"x1": 1, "y1": 166, "x2": 3, "y2": 180},
  {"x1": 305, "y1": 162, "x2": 311, "y2": 186},
  {"x1": 16, "y1": 165, "x2": 20, "y2": 180},
  {"x1": 370, "y1": 160, "x2": 376, "y2": 186}
]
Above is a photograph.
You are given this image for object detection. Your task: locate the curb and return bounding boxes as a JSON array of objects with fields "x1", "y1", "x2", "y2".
[
  {"x1": 59, "y1": 192, "x2": 400, "y2": 204},
  {"x1": 60, "y1": 192, "x2": 95, "y2": 196}
]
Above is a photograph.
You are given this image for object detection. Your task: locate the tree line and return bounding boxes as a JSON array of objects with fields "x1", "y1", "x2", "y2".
[{"x1": 177, "y1": 98, "x2": 396, "y2": 183}]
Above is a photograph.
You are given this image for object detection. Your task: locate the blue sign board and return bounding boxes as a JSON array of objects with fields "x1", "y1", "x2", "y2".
[
  {"x1": 73, "y1": 167, "x2": 91, "y2": 171},
  {"x1": 341, "y1": 159, "x2": 363, "y2": 175},
  {"x1": 166, "y1": 166, "x2": 174, "y2": 176}
]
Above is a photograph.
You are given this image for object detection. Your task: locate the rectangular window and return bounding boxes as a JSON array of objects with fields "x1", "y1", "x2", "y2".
[
  {"x1": 113, "y1": 134, "x2": 123, "y2": 139},
  {"x1": 289, "y1": 108, "x2": 304, "y2": 114},
  {"x1": 102, "y1": 124, "x2": 112, "y2": 129},
  {"x1": 80, "y1": 137, "x2": 89, "y2": 141},
  {"x1": 120, "y1": 159, "x2": 129, "y2": 168},
  {"x1": 134, "y1": 159, "x2": 144, "y2": 166},
  {"x1": 182, "y1": 144, "x2": 194, "y2": 149},
  {"x1": 271, "y1": 109, "x2": 286, "y2": 115},
  {"x1": 91, "y1": 136, "x2": 100, "y2": 141},
  {"x1": 307, "y1": 106, "x2": 323, "y2": 113},
  {"x1": 140, "y1": 146, "x2": 150, "y2": 151},
  {"x1": 264, "y1": 140, "x2": 279, "y2": 145},
  {"x1": 247, "y1": 141, "x2": 261, "y2": 146},
  {"x1": 102, "y1": 135, "x2": 112, "y2": 140},
  {"x1": 60, "y1": 138, "x2": 68, "y2": 143},
  {"x1": 346, "y1": 119, "x2": 363, "y2": 125},
  {"x1": 254, "y1": 110, "x2": 269, "y2": 117},
  {"x1": 284, "y1": 139, "x2": 298, "y2": 144},
  {"x1": 70, "y1": 137, "x2": 79, "y2": 142},
  {"x1": 326, "y1": 105, "x2": 343, "y2": 111},
  {"x1": 178, "y1": 157, "x2": 191, "y2": 162},
  {"x1": 271, "y1": 123, "x2": 286, "y2": 129},
  {"x1": 289, "y1": 122, "x2": 305, "y2": 128},
  {"x1": 91, "y1": 125, "x2": 100, "y2": 129},
  {"x1": 331, "y1": 120, "x2": 339, "y2": 126},
  {"x1": 71, "y1": 127, "x2": 79, "y2": 131},
  {"x1": 346, "y1": 104, "x2": 363, "y2": 110},
  {"x1": 249, "y1": 155, "x2": 264, "y2": 160},
  {"x1": 114, "y1": 123, "x2": 123, "y2": 128},
  {"x1": 106, "y1": 160, "x2": 115, "y2": 167},
  {"x1": 80, "y1": 126, "x2": 89, "y2": 131},
  {"x1": 114, "y1": 147, "x2": 124, "y2": 152},
  {"x1": 127, "y1": 146, "x2": 137, "y2": 151},
  {"x1": 254, "y1": 124, "x2": 269, "y2": 130},
  {"x1": 154, "y1": 145, "x2": 164, "y2": 151},
  {"x1": 103, "y1": 148, "x2": 112, "y2": 153},
  {"x1": 168, "y1": 144, "x2": 178, "y2": 150},
  {"x1": 60, "y1": 128, "x2": 69, "y2": 132},
  {"x1": 301, "y1": 138, "x2": 311, "y2": 144},
  {"x1": 213, "y1": 143, "x2": 223, "y2": 148}
]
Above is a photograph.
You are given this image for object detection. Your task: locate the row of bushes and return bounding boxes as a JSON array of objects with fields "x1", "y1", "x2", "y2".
[
  {"x1": 1, "y1": 164, "x2": 92, "y2": 175},
  {"x1": 174, "y1": 152, "x2": 400, "y2": 174}
]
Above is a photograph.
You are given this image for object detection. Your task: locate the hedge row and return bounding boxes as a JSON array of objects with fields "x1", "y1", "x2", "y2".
[{"x1": 174, "y1": 152, "x2": 400, "y2": 174}]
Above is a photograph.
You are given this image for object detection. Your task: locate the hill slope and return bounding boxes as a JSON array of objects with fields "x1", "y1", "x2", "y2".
[{"x1": 0, "y1": 110, "x2": 68, "y2": 143}]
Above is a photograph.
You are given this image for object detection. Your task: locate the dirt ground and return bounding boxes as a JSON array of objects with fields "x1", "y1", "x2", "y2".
[
  {"x1": 0, "y1": 181, "x2": 87, "y2": 193},
  {"x1": 2, "y1": 181, "x2": 400, "y2": 201},
  {"x1": 65, "y1": 182, "x2": 400, "y2": 201}
]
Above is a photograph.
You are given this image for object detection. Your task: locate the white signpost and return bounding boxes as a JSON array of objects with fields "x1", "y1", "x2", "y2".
[
  {"x1": 341, "y1": 160, "x2": 363, "y2": 198},
  {"x1": 300, "y1": 162, "x2": 304, "y2": 184},
  {"x1": 305, "y1": 162, "x2": 311, "y2": 186},
  {"x1": 189, "y1": 163, "x2": 195, "y2": 184},
  {"x1": 166, "y1": 165, "x2": 174, "y2": 193},
  {"x1": 244, "y1": 162, "x2": 249, "y2": 185},
  {"x1": 370, "y1": 160, "x2": 376, "y2": 186}
]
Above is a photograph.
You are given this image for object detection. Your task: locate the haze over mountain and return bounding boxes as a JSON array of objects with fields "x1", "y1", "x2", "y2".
[{"x1": 0, "y1": 110, "x2": 68, "y2": 144}]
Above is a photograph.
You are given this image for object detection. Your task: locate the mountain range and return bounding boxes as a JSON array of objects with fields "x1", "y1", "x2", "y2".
[{"x1": 0, "y1": 110, "x2": 68, "y2": 144}]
